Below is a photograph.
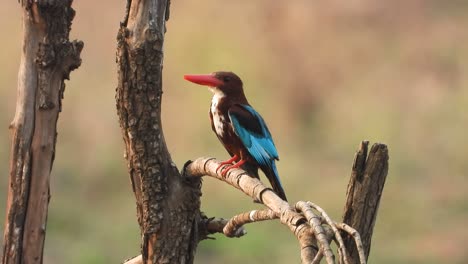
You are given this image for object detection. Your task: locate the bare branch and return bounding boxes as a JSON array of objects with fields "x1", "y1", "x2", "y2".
[
  {"x1": 307, "y1": 201, "x2": 350, "y2": 264},
  {"x1": 311, "y1": 250, "x2": 324, "y2": 264},
  {"x1": 184, "y1": 158, "x2": 322, "y2": 263},
  {"x1": 183, "y1": 147, "x2": 381, "y2": 264},
  {"x1": 336, "y1": 222, "x2": 366, "y2": 264},
  {"x1": 185, "y1": 157, "x2": 288, "y2": 212},
  {"x1": 223, "y1": 209, "x2": 277, "y2": 237},
  {"x1": 199, "y1": 216, "x2": 247, "y2": 239},
  {"x1": 296, "y1": 201, "x2": 335, "y2": 264}
]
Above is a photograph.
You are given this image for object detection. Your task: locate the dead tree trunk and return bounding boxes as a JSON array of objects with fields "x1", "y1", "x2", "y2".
[
  {"x1": 342, "y1": 141, "x2": 389, "y2": 263},
  {"x1": 116, "y1": 0, "x2": 202, "y2": 263},
  {"x1": 2, "y1": 1, "x2": 82, "y2": 263}
]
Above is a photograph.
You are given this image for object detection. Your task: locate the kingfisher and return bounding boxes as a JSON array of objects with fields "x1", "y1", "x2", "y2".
[{"x1": 184, "y1": 71, "x2": 287, "y2": 201}]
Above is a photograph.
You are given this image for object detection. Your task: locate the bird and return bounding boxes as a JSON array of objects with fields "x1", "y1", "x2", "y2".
[{"x1": 184, "y1": 71, "x2": 287, "y2": 201}]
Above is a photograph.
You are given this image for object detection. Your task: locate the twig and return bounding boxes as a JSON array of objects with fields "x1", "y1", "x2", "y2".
[
  {"x1": 307, "y1": 202, "x2": 350, "y2": 264},
  {"x1": 224, "y1": 209, "x2": 277, "y2": 237},
  {"x1": 311, "y1": 249, "x2": 323, "y2": 264},
  {"x1": 296, "y1": 201, "x2": 335, "y2": 264},
  {"x1": 198, "y1": 215, "x2": 247, "y2": 240},
  {"x1": 336, "y1": 222, "x2": 366, "y2": 264}
]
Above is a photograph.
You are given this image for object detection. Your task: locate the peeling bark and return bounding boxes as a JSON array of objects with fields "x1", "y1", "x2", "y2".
[
  {"x1": 116, "y1": 0, "x2": 201, "y2": 263},
  {"x1": 2, "y1": 1, "x2": 82, "y2": 264}
]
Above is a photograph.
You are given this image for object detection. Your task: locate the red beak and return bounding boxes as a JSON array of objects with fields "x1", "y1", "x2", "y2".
[{"x1": 184, "y1": 74, "x2": 223, "y2": 87}]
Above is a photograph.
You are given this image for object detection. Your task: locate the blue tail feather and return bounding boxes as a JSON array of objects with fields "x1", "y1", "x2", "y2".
[{"x1": 266, "y1": 162, "x2": 287, "y2": 201}]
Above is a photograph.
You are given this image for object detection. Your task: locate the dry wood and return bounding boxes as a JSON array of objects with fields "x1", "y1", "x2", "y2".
[
  {"x1": 342, "y1": 141, "x2": 389, "y2": 263},
  {"x1": 116, "y1": 0, "x2": 203, "y2": 263},
  {"x1": 206, "y1": 218, "x2": 246, "y2": 238},
  {"x1": 124, "y1": 142, "x2": 385, "y2": 264},
  {"x1": 307, "y1": 202, "x2": 349, "y2": 264},
  {"x1": 184, "y1": 157, "x2": 370, "y2": 264},
  {"x1": 2, "y1": 1, "x2": 82, "y2": 263},
  {"x1": 223, "y1": 209, "x2": 277, "y2": 237}
]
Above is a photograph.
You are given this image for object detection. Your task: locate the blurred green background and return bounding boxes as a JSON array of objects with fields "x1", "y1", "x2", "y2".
[{"x1": 1, "y1": 1, "x2": 468, "y2": 263}]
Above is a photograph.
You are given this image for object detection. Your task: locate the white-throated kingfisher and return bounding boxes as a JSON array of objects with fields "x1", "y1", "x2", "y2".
[{"x1": 184, "y1": 71, "x2": 288, "y2": 201}]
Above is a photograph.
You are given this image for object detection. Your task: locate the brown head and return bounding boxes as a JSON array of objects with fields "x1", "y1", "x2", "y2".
[{"x1": 184, "y1": 71, "x2": 245, "y2": 98}]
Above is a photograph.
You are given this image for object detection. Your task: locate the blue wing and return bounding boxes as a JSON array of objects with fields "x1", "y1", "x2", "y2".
[
  {"x1": 229, "y1": 104, "x2": 287, "y2": 200},
  {"x1": 228, "y1": 104, "x2": 279, "y2": 166},
  {"x1": 228, "y1": 104, "x2": 287, "y2": 199}
]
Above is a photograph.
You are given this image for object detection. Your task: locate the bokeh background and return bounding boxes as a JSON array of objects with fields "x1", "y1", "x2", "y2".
[{"x1": 1, "y1": 1, "x2": 468, "y2": 263}]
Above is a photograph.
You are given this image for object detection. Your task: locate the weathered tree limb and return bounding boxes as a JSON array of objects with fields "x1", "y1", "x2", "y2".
[
  {"x1": 184, "y1": 157, "x2": 366, "y2": 264},
  {"x1": 342, "y1": 141, "x2": 389, "y2": 263},
  {"x1": 124, "y1": 144, "x2": 383, "y2": 264},
  {"x1": 2, "y1": 1, "x2": 82, "y2": 263},
  {"x1": 335, "y1": 222, "x2": 366, "y2": 264},
  {"x1": 116, "y1": 0, "x2": 203, "y2": 263},
  {"x1": 296, "y1": 201, "x2": 336, "y2": 264},
  {"x1": 307, "y1": 202, "x2": 349, "y2": 264},
  {"x1": 223, "y1": 209, "x2": 276, "y2": 237}
]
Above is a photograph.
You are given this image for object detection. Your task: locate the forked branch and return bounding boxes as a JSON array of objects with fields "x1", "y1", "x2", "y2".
[
  {"x1": 183, "y1": 154, "x2": 371, "y2": 264},
  {"x1": 124, "y1": 141, "x2": 387, "y2": 264}
]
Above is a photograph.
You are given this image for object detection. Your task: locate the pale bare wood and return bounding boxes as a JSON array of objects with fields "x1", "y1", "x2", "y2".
[
  {"x1": 186, "y1": 158, "x2": 358, "y2": 264},
  {"x1": 296, "y1": 201, "x2": 335, "y2": 264},
  {"x1": 124, "y1": 145, "x2": 381, "y2": 264},
  {"x1": 336, "y1": 222, "x2": 366, "y2": 264},
  {"x1": 183, "y1": 147, "x2": 380, "y2": 264},
  {"x1": 307, "y1": 202, "x2": 349, "y2": 264},
  {"x1": 223, "y1": 209, "x2": 276, "y2": 237},
  {"x1": 2, "y1": 1, "x2": 82, "y2": 263}
]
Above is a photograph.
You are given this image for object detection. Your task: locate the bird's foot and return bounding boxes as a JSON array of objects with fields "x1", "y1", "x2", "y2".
[
  {"x1": 216, "y1": 155, "x2": 240, "y2": 173},
  {"x1": 220, "y1": 159, "x2": 246, "y2": 177}
]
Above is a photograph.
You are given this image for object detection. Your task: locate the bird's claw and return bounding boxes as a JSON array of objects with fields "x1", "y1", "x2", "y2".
[
  {"x1": 216, "y1": 155, "x2": 240, "y2": 175},
  {"x1": 218, "y1": 159, "x2": 247, "y2": 177}
]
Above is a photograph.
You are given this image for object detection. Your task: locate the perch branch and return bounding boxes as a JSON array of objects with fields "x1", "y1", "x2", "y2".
[
  {"x1": 126, "y1": 140, "x2": 385, "y2": 263},
  {"x1": 184, "y1": 158, "x2": 338, "y2": 263},
  {"x1": 183, "y1": 148, "x2": 380, "y2": 264},
  {"x1": 185, "y1": 158, "x2": 320, "y2": 262}
]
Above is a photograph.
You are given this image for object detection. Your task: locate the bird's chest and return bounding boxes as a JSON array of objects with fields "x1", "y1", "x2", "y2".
[{"x1": 211, "y1": 105, "x2": 228, "y2": 138}]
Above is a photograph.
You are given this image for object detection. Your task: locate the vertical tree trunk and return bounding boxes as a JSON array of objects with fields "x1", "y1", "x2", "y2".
[
  {"x1": 116, "y1": 1, "x2": 202, "y2": 263},
  {"x1": 2, "y1": 1, "x2": 82, "y2": 263},
  {"x1": 342, "y1": 141, "x2": 389, "y2": 263}
]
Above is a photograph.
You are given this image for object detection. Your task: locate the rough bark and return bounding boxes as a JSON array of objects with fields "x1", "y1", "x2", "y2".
[
  {"x1": 116, "y1": 0, "x2": 201, "y2": 263},
  {"x1": 342, "y1": 141, "x2": 389, "y2": 263},
  {"x1": 2, "y1": 1, "x2": 82, "y2": 264}
]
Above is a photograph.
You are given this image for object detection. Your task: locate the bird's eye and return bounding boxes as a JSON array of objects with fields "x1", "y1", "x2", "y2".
[{"x1": 223, "y1": 76, "x2": 230, "y2": 82}]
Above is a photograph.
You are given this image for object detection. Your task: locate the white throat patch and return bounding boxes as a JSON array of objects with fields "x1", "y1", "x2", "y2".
[{"x1": 211, "y1": 93, "x2": 226, "y2": 137}]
